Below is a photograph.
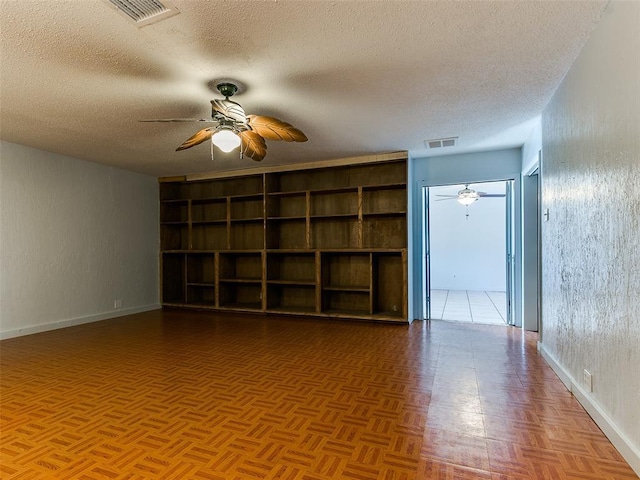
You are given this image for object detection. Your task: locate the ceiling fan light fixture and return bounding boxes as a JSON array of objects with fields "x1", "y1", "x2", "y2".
[
  {"x1": 212, "y1": 128, "x2": 241, "y2": 152},
  {"x1": 457, "y1": 186, "x2": 479, "y2": 205},
  {"x1": 457, "y1": 195, "x2": 478, "y2": 206}
]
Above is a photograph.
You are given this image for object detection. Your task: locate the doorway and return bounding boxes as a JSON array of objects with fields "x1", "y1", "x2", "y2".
[{"x1": 422, "y1": 180, "x2": 515, "y2": 325}]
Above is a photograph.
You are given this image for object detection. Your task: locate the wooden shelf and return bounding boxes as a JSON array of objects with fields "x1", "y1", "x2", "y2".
[
  {"x1": 267, "y1": 280, "x2": 315, "y2": 286},
  {"x1": 267, "y1": 216, "x2": 306, "y2": 221},
  {"x1": 322, "y1": 308, "x2": 371, "y2": 317},
  {"x1": 219, "y1": 278, "x2": 262, "y2": 284},
  {"x1": 220, "y1": 302, "x2": 262, "y2": 311},
  {"x1": 159, "y1": 157, "x2": 408, "y2": 322},
  {"x1": 192, "y1": 219, "x2": 227, "y2": 225},
  {"x1": 191, "y1": 197, "x2": 227, "y2": 204},
  {"x1": 230, "y1": 217, "x2": 264, "y2": 223},
  {"x1": 323, "y1": 285, "x2": 370, "y2": 293},
  {"x1": 362, "y1": 182, "x2": 407, "y2": 192},
  {"x1": 267, "y1": 306, "x2": 317, "y2": 315},
  {"x1": 311, "y1": 213, "x2": 358, "y2": 219},
  {"x1": 268, "y1": 186, "x2": 358, "y2": 196},
  {"x1": 362, "y1": 211, "x2": 407, "y2": 217}
]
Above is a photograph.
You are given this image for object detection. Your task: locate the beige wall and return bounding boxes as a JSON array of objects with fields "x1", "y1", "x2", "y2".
[
  {"x1": 0, "y1": 142, "x2": 160, "y2": 338},
  {"x1": 540, "y1": 0, "x2": 639, "y2": 473}
]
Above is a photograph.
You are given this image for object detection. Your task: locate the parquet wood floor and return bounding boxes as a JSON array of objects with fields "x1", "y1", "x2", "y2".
[{"x1": 1, "y1": 310, "x2": 637, "y2": 479}]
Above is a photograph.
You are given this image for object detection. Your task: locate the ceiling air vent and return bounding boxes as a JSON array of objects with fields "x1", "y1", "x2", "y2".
[
  {"x1": 425, "y1": 137, "x2": 458, "y2": 149},
  {"x1": 103, "y1": 0, "x2": 180, "y2": 27}
]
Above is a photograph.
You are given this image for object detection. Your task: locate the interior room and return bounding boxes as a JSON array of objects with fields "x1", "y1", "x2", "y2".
[
  {"x1": 1, "y1": 1, "x2": 638, "y2": 478},
  {"x1": 427, "y1": 181, "x2": 509, "y2": 325}
]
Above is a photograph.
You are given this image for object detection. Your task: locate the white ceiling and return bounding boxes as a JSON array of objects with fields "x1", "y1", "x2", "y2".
[{"x1": 0, "y1": 0, "x2": 607, "y2": 177}]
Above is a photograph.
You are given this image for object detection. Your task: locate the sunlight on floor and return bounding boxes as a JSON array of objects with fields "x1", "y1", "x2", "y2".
[{"x1": 430, "y1": 289, "x2": 507, "y2": 325}]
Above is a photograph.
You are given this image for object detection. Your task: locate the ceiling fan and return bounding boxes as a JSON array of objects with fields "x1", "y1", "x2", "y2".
[
  {"x1": 140, "y1": 82, "x2": 307, "y2": 162},
  {"x1": 435, "y1": 184, "x2": 506, "y2": 205}
]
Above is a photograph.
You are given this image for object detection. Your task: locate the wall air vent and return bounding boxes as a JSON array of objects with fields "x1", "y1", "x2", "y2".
[
  {"x1": 103, "y1": 0, "x2": 179, "y2": 27},
  {"x1": 425, "y1": 137, "x2": 458, "y2": 149}
]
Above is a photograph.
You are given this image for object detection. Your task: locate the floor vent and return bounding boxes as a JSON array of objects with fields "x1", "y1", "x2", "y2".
[
  {"x1": 425, "y1": 137, "x2": 458, "y2": 149},
  {"x1": 103, "y1": 0, "x2": 179, "y2": 27}
]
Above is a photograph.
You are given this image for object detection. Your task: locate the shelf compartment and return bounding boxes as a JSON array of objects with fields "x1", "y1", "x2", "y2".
[
  {"x1": 192, "y1": 199, "x2": 227, "y2": 223},
  {"x1": 218, "y1": 283, "x2": 262, "y2": 310},
  {"x1": 229, "y1": 222, "x2": 264, "y2": 250},
  {"x1": 349, "y1": 162, "x2": 407, "y2": 187},
  {"x1": 187, "y1": 253, "x2": 215, "y2": 284},
  {"x1": 267, "y1": 252, "x2": 316, "y2": 283},
  {"x1": 161, "y1": 200, "x2": 189, "y2": 223},
  {"x1": 267, "y1": 170, "x2": 350, "y2": 193},
  {"x1": 321, "y1": 252, "x2": 370, "y2": 292},
  {"x1": 362, "y1": 216, "x2": 406, "y2": 249},
  {"x1": 162, "y1": 253, "x2": 185, "y2": 304},
  {"x1": 312, "y1": 217, "x2": 359, "y2": 249},
  {"x1": 161, "y1": 223, "x2": 189, "y2": 250},
  {"x1": 266, "y1": 218, "x2": 307, "y2": 250},
  {"x1": 192, "y1": 223, "x2": 227, "y2": 250},
  {"x1": 230, "y1": 197, "x2": 264, "y2": 221},
  {"x1": 186, "y1": 284, "x2": 216, "y2": 306},
  {"x1": 189, "y1": 175, "x2": 263, "y2": 199},
  {"x1": 218, "y1": 252, "x2": 263, "y2": 282},
  {"x1": 267, "y1": 284, "x2": 316, "y2": 312},
  {"x1": 310, "y1": 190, "x2": 358, "y2": 216},
  {"x1": 267, "y1": 193, "x2": 307, "y2": 218},
  {"x1": 322, "y1": 291, "x2": 370, "y2": 314},
  {"x1": 372, "y1": 252, "x2": 405, "y2": 317},
  {"x1": 362, "y1": 187, "x2": 406, "y2": 215},
  {"x1": 160, "y1": 182, "x2": 189, "y2": 201}
]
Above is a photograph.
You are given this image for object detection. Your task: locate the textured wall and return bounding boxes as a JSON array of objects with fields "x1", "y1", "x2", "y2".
[
  {"x1": 0, "y1": 142, "x2": 160, "y2": 337},
  {"x1": 541, "y1": 0, "x2": 639, "y2": 465}
]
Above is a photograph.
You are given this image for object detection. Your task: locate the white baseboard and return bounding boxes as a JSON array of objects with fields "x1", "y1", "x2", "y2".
[
  {"x1": 0, "y1": 304, "x2": 161, "y2": 340},
  {"x1": 539, "y1": 343, "x2": 640, "y2": 476}
]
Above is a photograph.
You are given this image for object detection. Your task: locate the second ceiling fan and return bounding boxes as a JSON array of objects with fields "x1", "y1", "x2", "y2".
[{"x1": 435, "y1": 184, "x2": 506, "y2": 205}]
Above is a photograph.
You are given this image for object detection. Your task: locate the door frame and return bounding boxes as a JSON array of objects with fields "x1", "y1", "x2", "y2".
[{"x1": 421, "y1": 180, "x2": 515, "y2": 325}]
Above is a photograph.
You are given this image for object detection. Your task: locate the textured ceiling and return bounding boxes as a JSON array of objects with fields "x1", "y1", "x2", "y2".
[{"x1": 0, "y1": 0, "x2": 607, "y2": 177}]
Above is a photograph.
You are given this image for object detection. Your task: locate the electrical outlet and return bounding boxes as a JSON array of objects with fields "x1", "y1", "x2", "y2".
[
  {"x1": 114, "y1": 299, "x2": 123, "y2": 309},
  {"x1": 583, "y1": 369, "x2": 593, "y2": 392}
]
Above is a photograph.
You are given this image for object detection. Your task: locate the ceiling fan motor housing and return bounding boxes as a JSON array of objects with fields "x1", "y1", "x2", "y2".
[{"x1": 217, "y1": 82, "x2": 238, "y2": 98}]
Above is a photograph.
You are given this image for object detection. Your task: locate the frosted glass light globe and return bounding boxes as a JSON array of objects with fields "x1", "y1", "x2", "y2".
[
  {"x1": 212, "y1": 129, "x2": 241, "y2": 152},
  {"x1": 457, "y1": 194, "x2": 478, "y2": 206}
]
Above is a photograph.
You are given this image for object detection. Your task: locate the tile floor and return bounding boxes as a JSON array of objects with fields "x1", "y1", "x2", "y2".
[{"x1": 430, "y1": 289, "x2": 507, "y2": 325}]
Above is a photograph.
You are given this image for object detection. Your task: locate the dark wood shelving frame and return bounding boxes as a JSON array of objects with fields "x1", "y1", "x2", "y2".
[{"x1": 159, "y1": 152, "x2": 408, "y2": 322}]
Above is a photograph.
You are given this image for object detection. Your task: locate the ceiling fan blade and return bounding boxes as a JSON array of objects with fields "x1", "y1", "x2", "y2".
[
  {"x1": 434, "y1": 198, "x2": 457, "y2": 201},
  {"x1": 478, "y1": 193, "x2": 506, "y2": 197},
  {"x1": 434, "y1": 194, "x2": 459, "y2": 198},
  {"x1": 239, "y1": 130, "x2": 267, "y2": 162},
  {"x1": 247, "y1": 115, "x2": 308, "y2": 142},
  {"x1": 176, "y1": 127, "x2": 215, "y2": 151},
  {"x1": 139, "y1": 118, "x2": 214, "y2": 123},
  {"x1": 211, "y1": 99, "x2": 247, "y2": 123}
]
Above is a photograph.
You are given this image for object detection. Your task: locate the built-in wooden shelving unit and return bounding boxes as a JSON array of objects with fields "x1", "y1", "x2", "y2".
[{"x1": 159, "y1": 152, "x2": 408, "y2": 322}]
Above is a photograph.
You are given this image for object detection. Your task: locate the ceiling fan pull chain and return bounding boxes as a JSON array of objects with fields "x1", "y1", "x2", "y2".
[{"x1": 211, "y1": 137, "x2": 214, "y2": 161}]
